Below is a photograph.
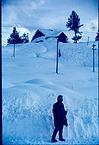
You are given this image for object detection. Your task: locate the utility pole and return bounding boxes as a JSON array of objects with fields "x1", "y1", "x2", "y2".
[
  {"x1": 13, "y1": 34, "x2": 16, "y2": 57},
  {"x1": 13, "y1": 40, "x2": 15, "y2": 57},
  {"x1": 56, "y1": 38, "x2": 59, "y2": 74},
  {"x1": 92, "y1": 44, "x2": 96, "y2": 72},
  {"x1": 87, "y1": 36, "x2": 89, "y2": 46},
  {"x1": 55, "y1": 32, "x2": 67, "y2": 74}
]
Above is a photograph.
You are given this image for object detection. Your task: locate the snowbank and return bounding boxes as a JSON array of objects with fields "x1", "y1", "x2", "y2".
[{"x1": 2, "y1": 35, "x2": 98, "y2": 144}]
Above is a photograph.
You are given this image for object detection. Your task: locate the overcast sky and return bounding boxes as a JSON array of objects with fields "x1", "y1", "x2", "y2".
[{"x1": 2, "y1": 0, "x2": 98, "y2": 32}]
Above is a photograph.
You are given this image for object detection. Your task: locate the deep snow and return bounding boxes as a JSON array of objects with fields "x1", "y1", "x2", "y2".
[{"x1": 2, "y1": 32, "x2": 99, "y2": 144}]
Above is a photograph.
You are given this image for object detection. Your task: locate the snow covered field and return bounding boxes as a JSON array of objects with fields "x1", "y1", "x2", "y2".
[{"x1": 2, "y1": 35, "x2": 99, "y2": 144}]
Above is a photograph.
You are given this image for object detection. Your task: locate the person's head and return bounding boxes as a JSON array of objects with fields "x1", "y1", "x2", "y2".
[{"x1": 57, "y1": 95, "x2": 63, "y2": 103}]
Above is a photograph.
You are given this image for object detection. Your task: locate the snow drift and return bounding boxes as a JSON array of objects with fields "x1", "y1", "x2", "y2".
[{"x1": 2, "y1": 31, "x2": 98, "y2": 144}]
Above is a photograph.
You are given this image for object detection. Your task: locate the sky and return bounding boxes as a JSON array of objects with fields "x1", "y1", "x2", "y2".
[{"x1": 2, "y1": 0, "x2": 98, "y2": 32}]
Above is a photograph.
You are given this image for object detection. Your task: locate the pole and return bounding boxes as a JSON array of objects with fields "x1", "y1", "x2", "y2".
[
  {"x1": 13, "y1": 40, "x2": 15, "y2": 57},
  {"x1": 87, "y1": 36, "x2": 89, "y2": 46},
  {"x1": 93, "y1": 48, "x2": 94, "y2": 72},
  {"x1": 13, "y1": 33, "x2": 15, "y2": 58},
  {"x1": 92, "y1": 44, "x2": 96, "y2": 72},
  {"x1": 56, "y1": 39, "x2": 59, "y2": 73}
]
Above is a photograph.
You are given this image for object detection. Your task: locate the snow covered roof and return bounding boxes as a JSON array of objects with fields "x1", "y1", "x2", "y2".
[
  {"x1": 55, "y1": 32, "x2": 68, "y2": 43},
  {"x1": 31, "y1": 29, "x2": 45, "y2": 41},
  {"x1": 31, "y1": 28, "x2": 60, "y2": 42}
]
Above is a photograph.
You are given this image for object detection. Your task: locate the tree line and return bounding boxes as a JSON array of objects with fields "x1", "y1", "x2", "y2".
[
  {"x1": 7, "y1": 27, "x2": 29, "y2": 44},
  {"x1": 7, "y1": 11, "x2": 99, "y2": 44}
]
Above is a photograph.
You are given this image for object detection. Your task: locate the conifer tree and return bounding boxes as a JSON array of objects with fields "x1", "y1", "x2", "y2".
[
  {"x1": 7, "y1": 27, "x2": 22, "y2": 44},
  {"x1": 21, "y1": 33, "x2": 29, "y2": 43},
  {"x1": 66, "y1": 11, "x2": 83, "y2": 43}
]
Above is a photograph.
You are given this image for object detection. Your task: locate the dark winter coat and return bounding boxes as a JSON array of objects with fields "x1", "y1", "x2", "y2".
[{"x1": 53, "y1": 102, "x2": 68, "y2": 127}]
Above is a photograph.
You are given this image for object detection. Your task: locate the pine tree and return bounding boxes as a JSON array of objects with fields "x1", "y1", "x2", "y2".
[
  {"x1": 66, "y1": 11, "x2": 83, "y2": 43},
  {"x1": 21, "y1": 33, "x2": 29, "y2": 43},
  {"x1": 7, "y1": 27, "x2": 22, "y2": 44}
]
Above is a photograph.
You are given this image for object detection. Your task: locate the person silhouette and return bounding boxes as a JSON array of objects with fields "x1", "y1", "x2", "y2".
[{"x1": 51, "y1": 95, "x2": 68, "y2": 142}]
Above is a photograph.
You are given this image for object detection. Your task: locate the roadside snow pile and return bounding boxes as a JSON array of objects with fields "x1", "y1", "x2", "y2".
[
  {"x1": 41, "y1": 39, "x2": 98, "y2": 67},
  {"x1": 2, "y1": 38, "x2": 98, "y2": 144},
  {"x1": 3, "y1": 43, "x2": 47, "y2": 58},
  {"x1": 59, "y1": 41, "x2": 98, "y2": 66},
  {"x1": 2, "y1": 83, "x2": 98, "y2": 144},
  {"x1": 3, "y1": 37, "x2": 98, "y2": 67},
  {"x1": 2, "y1": 85, "x2": 54, "y2": 144}
]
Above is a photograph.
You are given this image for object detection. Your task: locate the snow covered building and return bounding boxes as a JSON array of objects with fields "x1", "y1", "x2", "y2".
[
  {"x1": 31, "y1": 29, "x2": 45, "y2": 42},
  {"x1": 31, "y1": 29, "x2": 68, "y2": 43},
  {"x1": 31, "y1": 29, "x2": 60, "y2": 42},
  {"x1": 56, "y1": 32, "x2": 68, "y2": 43}
]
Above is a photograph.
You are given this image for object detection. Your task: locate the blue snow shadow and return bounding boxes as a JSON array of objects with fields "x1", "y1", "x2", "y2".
[{"x1": 25, "y1": 79, "x2": 46, "y2": 85}]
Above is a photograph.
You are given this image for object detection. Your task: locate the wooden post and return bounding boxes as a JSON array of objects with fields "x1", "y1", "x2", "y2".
[
  {"x1": 87, "y1": 36, "x2": 89, "y2": 46},
  {"x1": 56, "y1": 39, "x2": 59, "y2": 73},
  {"x1": 92, "y1": 44, "x2": 96, "y2": 72},
  {"x1": 13, "y1": 39, "x2": 15, "y2": 57}
]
